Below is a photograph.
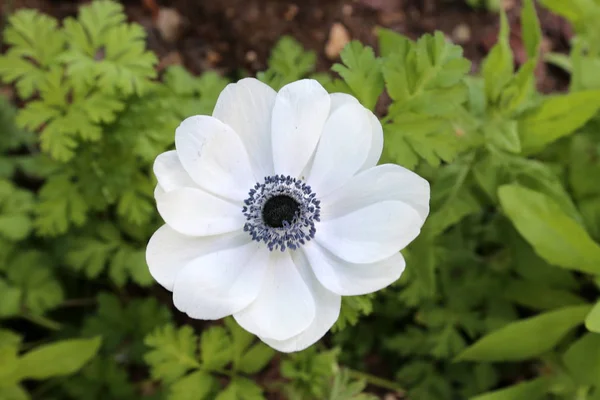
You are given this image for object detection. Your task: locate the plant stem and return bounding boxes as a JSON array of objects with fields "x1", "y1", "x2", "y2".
[
  {"x1": 346, "y1": 368, "x2": 405, "y2": 394},
  {"x1": 21, "y1": 313, "x2": 62, "y2": 331}
]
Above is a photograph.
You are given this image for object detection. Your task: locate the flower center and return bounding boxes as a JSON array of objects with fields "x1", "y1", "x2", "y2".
[
  {"x1": 262, "y1": 195, "x2": 300, "y2": 228},
  {"x1": 242, "y1": 175, "x2": 320, "y2": 252}
]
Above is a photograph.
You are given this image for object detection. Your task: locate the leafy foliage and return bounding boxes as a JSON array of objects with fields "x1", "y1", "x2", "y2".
[
  {"x1": 1, "y1": 1, "x2": 600, "y2": 400},
  {"x1": 144, "y1": 319, "x2": 275, "y2": 399}
]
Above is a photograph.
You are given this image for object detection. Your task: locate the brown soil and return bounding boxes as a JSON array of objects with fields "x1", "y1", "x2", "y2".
[{"x1": 3, "y1": 0, "x2": 573, "y2": 93}]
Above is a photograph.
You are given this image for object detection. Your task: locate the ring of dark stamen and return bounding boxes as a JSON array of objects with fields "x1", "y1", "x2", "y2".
[
  {"x1": 242, "y1": 175, "x2": 321, "y2": 252},
  {"x1": 262, "y1": 195, "x2": 300, "y2": 228}
]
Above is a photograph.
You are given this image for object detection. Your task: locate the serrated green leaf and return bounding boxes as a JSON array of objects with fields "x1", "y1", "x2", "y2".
[
  {"x1": 382, "y1": 31, "x2": 470, "y2": 116},
  {"x1": 377, "y1": 28, "x2": 411, "y2": 58},
  {"x1": 486, "y1": 120, "x2": 521, "y2": 153},
  {"x1": 216, "y1": 377, "x2": 265, "y2": 400},
  {"x1": 83, "y1": 293, "x2": 171, "y2": 362},
  {"x1": 65, "y1": 223, "x2": 120, "y2": 278},
  {"x1": 456, "y1": 304, "x2": 591, "y2": 361},
  {"x1": 144, "y1": 325, "x2": 200, "y2": 383},
  {"x1": 238, "y1": 343, "x2": 275, "y2": 375},
  {"x1": 257, "y1": 36, "x2": 316, "y2": 91},
  {"x1": 519, "y1": 91, "x2": 600, "y2": 153},
  {"x1": 333, "y1": 295, "x2": 374, "y2": 332},
  {"x1": 61, "y1": 0, "x2": 157, "y2": 95},
  {"x1": 15, "y1": 336, "x2": 102, "y2": 380},
  {"x1": 328, "y1": 369, "x2": 378, "y2": 400},
  {"x1": 200, "y1": 326, "x2": 233, "y2": 372},
  {"x1": 169, "y1": 371, "x2": 215, "y2": 400},
  {"x1": 384, "y1": 114, "x2": 465, "y2": 168},
  {"x1": 499, "y1": 184, "x2": 600, "y2": 274},
  {"x1": 332, "y1": 41, "x2": 384, "y2": 110},
  {"x1": 7, "y1": 251, "x2": 64, "y2": 315},
  {"x1": 0, "y1": 10, "x2": 65, "y2": 98},
  {"x1": 62, "y1": 356, "x2": 137, "y2": 400}
]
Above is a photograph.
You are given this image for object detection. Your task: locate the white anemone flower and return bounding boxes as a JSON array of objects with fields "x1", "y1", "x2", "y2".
[{"x1": 146, "y1": 78, "x2": 430, "y2": 352}]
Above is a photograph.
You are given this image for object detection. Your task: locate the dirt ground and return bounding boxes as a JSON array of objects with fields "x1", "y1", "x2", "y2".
[{"x1": 3, "y1": 0, "x2": 573, "y2": 93}]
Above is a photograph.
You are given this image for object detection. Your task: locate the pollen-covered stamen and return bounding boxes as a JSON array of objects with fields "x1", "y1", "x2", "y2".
[{"x1": 242, "y1": 175, "x2": 321, "y2": 252}]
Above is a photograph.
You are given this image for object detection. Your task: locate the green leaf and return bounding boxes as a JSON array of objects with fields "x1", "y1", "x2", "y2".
[
  {"x1": 377, "y1": 28, "x2": 411, "y2": 58},
  {"x1": 216, "y1": 377, "x2": 265, "y2": 400},
  {"x1": 486, "y1": 120, "x2": 521, "y2": 153},
  {"x1": 569, "y1": 133, "x2": 600, "y2": 199},
  {"x1": 563, "y1": 333, "x2": 600, "y2": 385},
  {"x1": 333, "y1": 294, "x2": 374, "y2": 332},
  {"x1": 331, "y1": 41, "x2": 384, "y2": 111},
  {"x1": 34, "y1": 174, "x2": 88, "y2": 236},
  {"x1": 62, "y1": 356, "x2": 137, "y2": 400},
  {"x1": 7, "y1": 251, "x2": 64, "y2": 314},
  {"x1": 382, "y1": 31, "x2": 470, "y2": 116},
  {"x1": 521, "y1": 0, "x2": 542, "y2": 59},
  {"x1": 383, "y1": 114, "x2": 466, "y2": 169},
  {"x1": 0, "y1": 385, "x2": 30, "y2": 400},
  {"x1": 15, "y1": 336, "x2": 102, "y2": 380},
  {"x1": 482, "y1": 11, "x2": 513, "y2": 103},
  {"x1": 0, "y1": 278, "x2": 21, "y2": 318},
  {"x1": 0, "y1": 10, "x2": 65, "y2": 98},
  {"x1": 470, "y1": 377, "x2": 551, "y2": 400},
  {"x1": 0, "y1": 180, "x2": 34, "y2": 241},
  {"x1": 456, "y1": 304, "x2": 591, "y2": 361},
  {"x1": 585, "y1": 300, "x2": 600, "y2": 333},
  {"x1": 257, "y1": 36, "x2": 316, "y2": 91},
  {"x1": 61, "y1": 0, "x2": 157, "y2": 95},
  {"x1": 82, "y1": 293, "x2": 171, "y2": 362},
  {"x1": 328, "y1": 369, "x2": 378, "y2": 400},
  {"x1": 499, "y1": 184, "x2": 600, "y2": 275},
  {"x1": 519, "y1": 91, "x2": 600, "y2": 153},
  {"x1": 200, "y1": 326, "x2": 233, "y2": 372},
  {"x1": 144, "y1": 325, "x2": 200, "y2": 383},
  {"x1": 0, "y1": 330, "x2": 22, "y2": 348},
  {"x1": 238, "y1": 343, "x2": 275, "y2": 375},
  {"x1": 169, "y1": 371, "x2": 215, "y2": 400},
  {"x1": 503, "y1": 280, "x2": 586, "y2": 310}
]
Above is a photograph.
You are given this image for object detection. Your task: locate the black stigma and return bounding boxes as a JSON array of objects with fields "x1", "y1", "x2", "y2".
[{"x1": 262, "y1": 195, "x2": 300, "y2": 228}]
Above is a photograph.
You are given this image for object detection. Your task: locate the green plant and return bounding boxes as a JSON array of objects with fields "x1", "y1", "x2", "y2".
[{"x1": 2, "y1": 0, "x2": 600, "y2": 399}]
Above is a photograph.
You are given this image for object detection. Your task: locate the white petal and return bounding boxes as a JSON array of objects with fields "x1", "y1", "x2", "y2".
[
  {"x1": 307, "y1": 103, "x2": 372, "y2": 196},
  {"x1": 234, "y1": 251, "x2": 315, "y2": 341},
  {"x1": 271, "y1": 79, "x2": 331, "y2": 178},
  {"x1": 361, "y1": 112, "x2": 384, "y2": 171},
  {"x1": 175, "y1": 115, "x2": 255, "y2": 202},
  {"x1": 329, "y1": 92, "x2": 359, "y2": 112},
  {"x1": 153, "y1": 151, "x2": 197, "y2": 192},
  {"x1": 303, "y1": 241, "x2": 406, "y2": 296},
  {"x1": 320, "y1": 164, "x2": 430, "y2": 223},
  {"x1": 328, "y1": 93, "x2": 384, "y2": 172},
  {"x1": 172, "y1": 243, "x2": 269, "y2": 320},
  {"x1": 260, "y1": 251, "x2": 340, "y2": 352},
  {"x1": 212, "y1": 78, "x2": 277, "y2": 179},
  {"x1": 316, "y1": 201, "x2": 422, "y2": 264},
  {"x1": 146, "y1": 225, "x2": 247, "y2": 291},
  {"x1": 156, "y1": 187, "x2": 245, "y2": 236}
]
